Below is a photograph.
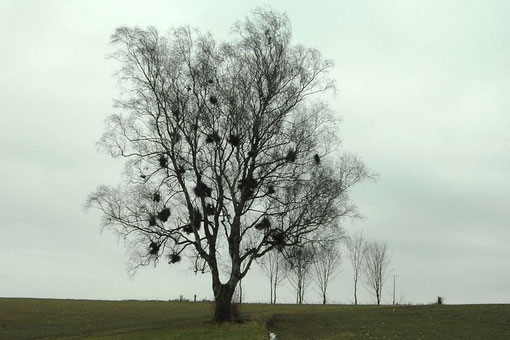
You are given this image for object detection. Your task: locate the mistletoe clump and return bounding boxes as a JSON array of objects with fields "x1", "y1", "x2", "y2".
[
  {"x1": 168, "y1": 253, "x2": 181, "y2": 264},
  {"x1": 194, "y1": 181, "x2": 212, "y2": 198},
  {"x1": 159, "y1": 154, "x2": 168, "y2": 168},
  {"x1": 205, "y1": 203, "x2": 215, "y2": 216},
  {"x1": 206, "y1": 131, "x2": 221, "y2": 144},
  {"x1": 270, "y1": 231, "x2": 286, "y2": 250},
  {"x1": 285, "y1": 149, "x2": 296, "y2": 162},
  {"x1": 255, "y1": 217, "x2": 271, "y2": 230},
  {"x1": 148, "y1": 214, "x2": 157, "y2": 227},
  {"x1": 157, "y1": 207, "x2": 171, "y2": 222},
  {"x1": 209, "y1": 95, "x2": 218, "y2": 105},
  {"x1": 184, "y1": 209, "x2": 202, "y2": 234},
  {"x1": 228, "y1": 134, "x2": 240, "y2": 147},
  {"x1": 149, "y1": 241, "x2": 160, "y2": 255},
  {"x1": 314, "y1": 154, "x2": 321, "y2": 165}
]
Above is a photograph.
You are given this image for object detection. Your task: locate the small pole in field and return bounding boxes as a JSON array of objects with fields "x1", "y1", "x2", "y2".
[{"x1": 392, "y1": 275, "x2": 398, "y2": 305}]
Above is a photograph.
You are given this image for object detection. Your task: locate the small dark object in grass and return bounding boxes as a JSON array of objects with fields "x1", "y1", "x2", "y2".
[
  {"x1": 267, "y1": 185, "x2": 275, "y2": 195},
  {"x1": 149, "y1": 242, "x2": 160, "y2": 254},
  {"x1": 169, "y1": 253, "x2": 181, "y2": 264},
  {"x1": 158, "y1": 208, "x2": 171, "y2": 222},
  {"x1": 314, "y1": 154, "x2": 321, "y2": 165},
  {"x1": 209, "y1": 95, "x2": 218, "y2": 105},
  {"x1": 194, "y1": 182, "x2": 212, "y2": 198},
  {"x1": 286, "y1": 150, "x2": 296, "y2": 162},
  {"x1": 205, "y1": 203, "x2": 215, "y2": 215},
  {"x1": 228, "y1": 134, "x2": 240, "y2": 147},
  {"x1": 152, "y1": 192, "x2": 161, "y2": 202},
  {"x1": 149, "y1": 215, "x2": 157, "y2": 226},
  {"x1": 159, "y1": 155, "x2": 168, "y2": 168},
  {"x1": 255, "y1": 217, "x2": 271, "y2": 230},
  {"x1": 208, "y1": 79, "x2": 214, "y2": 84},
  {"x1": 248, "y1": 150, "x2": 257, "y2": 158},
  {"x1": 171, "y1": 107, "x2": 180, "y2": 118}
]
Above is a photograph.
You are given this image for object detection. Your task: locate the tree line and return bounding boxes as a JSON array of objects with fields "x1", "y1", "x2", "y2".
[{"x1": 257, "y1": 231, "x2": 392, "y2": 305}]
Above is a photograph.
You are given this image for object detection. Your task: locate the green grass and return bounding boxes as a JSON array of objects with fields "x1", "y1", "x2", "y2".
[
  {"x1": 1, "y1": 298, "x2": 509, "y2": 339},
  {"x1": 267, "y1": 304, "x2": 510, "y2": 339}
]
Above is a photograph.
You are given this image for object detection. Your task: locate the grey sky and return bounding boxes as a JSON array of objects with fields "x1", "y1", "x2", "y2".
[{"x1": 1, "y1": 0, "x2": 509, "y2": 304}]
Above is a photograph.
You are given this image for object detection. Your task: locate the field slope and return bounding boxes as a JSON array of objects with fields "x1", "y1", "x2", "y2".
[{"x1": 1, "y1": 298, "x2": 509, "y2": 339}]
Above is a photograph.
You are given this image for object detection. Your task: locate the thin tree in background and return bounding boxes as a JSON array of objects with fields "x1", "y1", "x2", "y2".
[
  {"x1": 259, "y1": 249, "x2": 286, "y2": 304},
  {"x1": 312, "y1": 242, "x2": 342, "y2": 304},
  {"x1": 285, "y1": 246, "x2": 315, "y2": 304},
  {"x1": 85, "y1": 8, "x2": 373, "y2": 322},
  {"x1": 345, "y1": 231, "x2": 366, "y2": 305},
  {"x1": 363, "y1": 240, "x2": 391, "y2": 305}
]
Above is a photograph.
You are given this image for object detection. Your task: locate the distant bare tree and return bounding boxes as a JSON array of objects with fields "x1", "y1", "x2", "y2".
[
  {"x1": 363, "y1": 240, "x2": 391, "y2": 305},
  {"x1": 285, "y1": 245, "x2": 315, "y2": 304},
  {"x1": 233, "y1": 279, "x2": 243, "y2": 304},
  {"x1": 312, "y1": 242, "x2": 342, "y2": 304},
  {"x1": 345, "y1": 231, "x2": 366, "y2": 305},
  {"x1": 258, "y1": 249, "x2": 286, "y2": 304}
]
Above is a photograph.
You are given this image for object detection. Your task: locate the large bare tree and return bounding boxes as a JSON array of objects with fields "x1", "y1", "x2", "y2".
[
  {"x1": 363, "y1": 240, "x2": 391, "y2": 305},
  {"x1": 345, "y1": 231, "x2": 366, "y2": 305},
  {"x1": 312, "y1": 242, "x2": 342, "y2": 304},
  {"x1": 86, "y1": 8, "x2": 372, "y2": 322}
]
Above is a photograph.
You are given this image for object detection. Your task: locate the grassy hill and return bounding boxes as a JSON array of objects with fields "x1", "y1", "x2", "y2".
[{"x1": 1, "y1": 298, "x2": 509, "y2": 339}]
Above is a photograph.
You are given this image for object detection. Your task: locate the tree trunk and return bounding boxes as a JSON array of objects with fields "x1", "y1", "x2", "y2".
[
  {"x1": 239, "y1": 279, "x2": 243, "y2": 304},
  {"x1": 273, "y1": 280, "x2": 277, "y2": 304},
  {"x1": 322, "y1": 291, "x2": 326, "y2": 305},
  {"x1": 354, "y1": 282, "x2": 358, "y2": 305},
  {"x1": 270, "y1": 279, "x2": 274, "y2": 304},
  {"x1": 213, "y1": 284, "x2": 235, "y2": 322}
]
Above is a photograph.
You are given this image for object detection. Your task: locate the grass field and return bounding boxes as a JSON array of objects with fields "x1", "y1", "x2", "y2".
[{"x1": 1, "y1": 298, "x2": 509, "y2": 339}]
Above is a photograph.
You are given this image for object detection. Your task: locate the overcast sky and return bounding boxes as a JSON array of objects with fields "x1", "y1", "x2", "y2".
[{"x1": 1, "y1": 0, "x2": 509, "y2": 305}]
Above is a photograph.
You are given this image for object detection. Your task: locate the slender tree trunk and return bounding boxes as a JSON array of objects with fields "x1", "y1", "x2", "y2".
[
  {"x1": 270, "y1": 278, "x2": 274, "y2": 304},
  {"x1": 322, "y1": 291, "x2": 326, "y2": 305},
  {"x1": 273, "y1": 280, "x2": 277, "y2": 304},
  {"x1": 354, "y1": 281, "x2": 358, "y2": 305},
  {"x1": 239, "y1": 279, "x2": 242, "y2": 304}
]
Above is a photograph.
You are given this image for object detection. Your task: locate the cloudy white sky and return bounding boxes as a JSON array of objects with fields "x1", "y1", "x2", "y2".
[{"x1": 1, "y1": 0, "x2": 509, "y2": 305}]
